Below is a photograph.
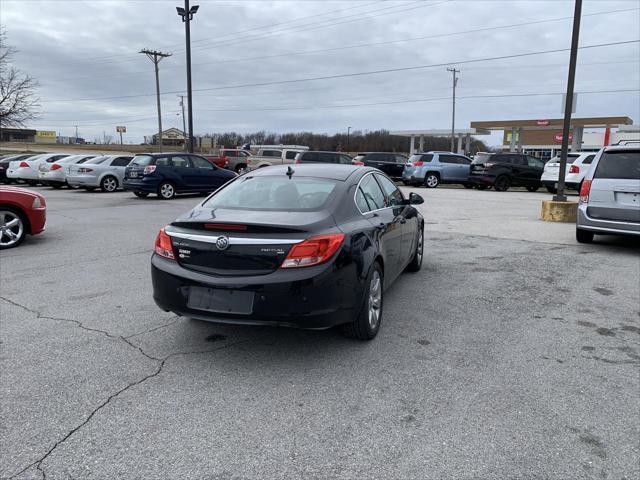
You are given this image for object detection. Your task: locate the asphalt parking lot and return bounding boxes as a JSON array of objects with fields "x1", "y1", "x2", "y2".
[{"x1": 1, "y1": 186, "x2": 639, "y2": 480}]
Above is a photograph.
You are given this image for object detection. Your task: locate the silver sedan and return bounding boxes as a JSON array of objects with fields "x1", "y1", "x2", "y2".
[{"x1": 67, "y1": 155, "x2": 133, "y2": 192}]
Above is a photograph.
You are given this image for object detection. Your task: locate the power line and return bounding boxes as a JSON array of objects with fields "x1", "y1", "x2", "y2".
[
  {"x1": 43, "y1": 39, "x2": 640, "y2": 103},
  {"x1": 33, "y1": 88, "x2": 639, "y2": 126},
  {"x1": 38, "y1": 6, "x2": 639, "y2": 83}
]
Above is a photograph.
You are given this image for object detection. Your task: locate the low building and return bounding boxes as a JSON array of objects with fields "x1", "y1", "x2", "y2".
[
  {"x1": 389, "y1": 128, "x2": 491, "y2": 155},
  {"x1": 151, "y1": 128, "x2": 186, "y2": 146},
  {"x1": 1, "y1": 127, "x2": 36, "y2": 142}
]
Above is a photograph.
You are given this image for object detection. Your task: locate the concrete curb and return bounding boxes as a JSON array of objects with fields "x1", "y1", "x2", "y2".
[{"x1": 541, "y1": 200, "x2": 578, "y2": 222}]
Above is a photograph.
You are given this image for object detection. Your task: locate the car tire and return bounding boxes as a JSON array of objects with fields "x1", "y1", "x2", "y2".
[
  {"x1": 526, "y1": 185, "x2": 539, "y2": 192},
  {"x1": 158, "y1": 181, "x2": 176, "y2": 200},
  {"x1": 424, "y1": 173, "x2": 439, "y2": 188},
  {"x1": 0, "y1": 207, "x2": 27, "y2": 249},
  {"x1": 341, "y1": 262, "x2": 383, "y2": 341},
  {"x1": 576, "y1": 228, "x2": 594, "y2": 244},
  {"x1": 100, "y1": 176, "x2": 118, "y2": 192},
  {"x1": 546, "y1": 185, "x2": 556, "y2": 194},
  {"x1": 463, "y1": 183, "x2": 473, "y2": 189},
  {"x1": 133, "y1": 191, "x2": 149, "y2": 198},
  {"x1": 26, "y1": 180, "x2": 38, "y2": 186},
  {"x1": 406, "y1": 226, "x2": 424, "y2": 272},
  {"x1": 494, "y1": 175, "x2": 511, "y2": 192}
]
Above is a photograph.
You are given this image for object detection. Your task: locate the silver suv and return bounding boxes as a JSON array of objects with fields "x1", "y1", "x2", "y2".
[{"x1": 576, "y1": 144, "x2": 639, "y2": 243}]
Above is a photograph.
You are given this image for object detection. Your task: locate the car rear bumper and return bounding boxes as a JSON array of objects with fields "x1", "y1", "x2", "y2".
[
  {"x1": 577, "y1": 204, "x2": 640, "y2": 236},
  {"x1": 7, "y1": 168, "x2": 38, "y2": 180},
  {"x1": 467, "y1": 174, "x2": 495, "y2": 186},
  {"x1": 123, "y1": 178, "x2": 159, "y2": 193},
  {"x1": 39, "y1": 171, "x2": 66, "y2": 184},
  {"x1": 151, "y1": 254, "x2": 362, "y2": 329},
  {"x1": 67, "y1": 175, "x2": 100, "y2": 187}
]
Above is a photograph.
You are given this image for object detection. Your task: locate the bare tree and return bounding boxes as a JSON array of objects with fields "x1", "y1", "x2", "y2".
[
  {"x1": 0, "y1": 30, "x2": 40, "y2": 128},
  {"x1": 103, "y1": 134, "x2": 114, "y2": 145}
]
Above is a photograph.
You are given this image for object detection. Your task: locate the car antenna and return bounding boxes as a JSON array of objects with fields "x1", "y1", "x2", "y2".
[{"x1": 286, "y1": 166, "x2": 295, "y2": 179}]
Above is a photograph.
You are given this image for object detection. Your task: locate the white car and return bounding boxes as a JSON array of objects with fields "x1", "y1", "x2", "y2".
[
  {"x1": 7, "y1": 153, "x2": 73, "y2": 184},
  {"x1": 38, "y1": 154, "x2": 99, "y2": 188},
  {"x1": 540, "y1": 152, "x2": 596, "y2": 193}
]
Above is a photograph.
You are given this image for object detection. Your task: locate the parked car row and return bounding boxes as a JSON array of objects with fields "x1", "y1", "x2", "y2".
[{"x1": 1, "y1": 152, "x2": 238, "y2": 200}]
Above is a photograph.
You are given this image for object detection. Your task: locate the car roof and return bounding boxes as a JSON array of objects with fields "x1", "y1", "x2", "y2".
[
  {"x1": 246, "y1": 163, "x2": 363, "y2": 181},
  {"x1": 302, "y1": 150, "x2": 346, "y2": 154},
  {"x1": 603, "y1": 144, "x2": 639, "y2": 152}
]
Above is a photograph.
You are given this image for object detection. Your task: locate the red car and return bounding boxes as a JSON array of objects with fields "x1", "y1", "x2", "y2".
[{"x1": 0, "y1": 186, "x2": 46, "y2": 249}]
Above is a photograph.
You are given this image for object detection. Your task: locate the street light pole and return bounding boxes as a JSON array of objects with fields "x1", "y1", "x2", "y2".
[
  {"x1": 178, "y1": 95, "x2": 187, "y2": 151},
  {"x1": 554, "y1": 0, "x2": 582, "y2": 202},
  {"x1": 177, "y1": 1, "x2": 199, "y2": 154},
  {"x1": 347, "y1": 126, "x2": 351, "y2": 152}
]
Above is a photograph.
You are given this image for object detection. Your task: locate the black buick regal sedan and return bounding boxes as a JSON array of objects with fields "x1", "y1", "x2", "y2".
[{"x1": 151, "y1": 164, "x2": 424, "y2": 340}]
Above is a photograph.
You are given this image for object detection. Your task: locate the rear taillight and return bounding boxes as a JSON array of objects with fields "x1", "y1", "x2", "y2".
[
  {"x1": 19, "y1": 161, "x2": 30, "y2": 168},
  {"x1": 412, "y1": 161, "x2": 424, "y2": 166},
  {"x1": 281, "y1": 234, "x2": 345, "y2": 268},
  {"x1": 295, "y1": 159, "x2": 301, "y2": 164},
  {"x1": 579, "y1": 180, "x2": 592, "y2": 203},
  {"x1": 353, "y1": 161, "x2": 364, "y2": 166},
  {"x1": 154, "y1": 227, "x2": 175, "y2": 260},
  {"x1": 78, "y1": 167, "x2": 93, "y2": 173},
  {"x1": 569, "y1": 165, "x2": 580, "y2": 174},
  {"x1": 144, "y1": 165, "x2": 157, "y2": 175},
  {"x1": 50, "y1": 164, "x2": 62, "y2": 171}
]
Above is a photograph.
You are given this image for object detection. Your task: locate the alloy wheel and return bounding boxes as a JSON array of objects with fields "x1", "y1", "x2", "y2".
[
  {"x1": 102, "y1": 177, "x2": 117, "y2": 192},
  {"x1": 160, "y1": 183, "x2": 175, "y2": 199},
  {"x1": 425, "y1": 175, "x2": 439, "y2": 188},
  {"x1": 368, "y1": 270, "x2": 382, "y2": 329},
  {"x1": 0, "y1": 210, "x2": 24, "y2": 248}
]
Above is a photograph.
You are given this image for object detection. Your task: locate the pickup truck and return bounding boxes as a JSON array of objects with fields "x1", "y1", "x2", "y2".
[
  {"x1": 246, "y1": 148, "x2": 306, "y2": 170},
  {"x1": 206, "y1": 149, "x2": 251, "y2": 172}
]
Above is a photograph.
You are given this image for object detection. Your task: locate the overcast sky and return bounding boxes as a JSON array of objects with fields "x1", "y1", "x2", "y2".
[{"x1": 2, "y1": 0, "x2": 639, "y2": 145}]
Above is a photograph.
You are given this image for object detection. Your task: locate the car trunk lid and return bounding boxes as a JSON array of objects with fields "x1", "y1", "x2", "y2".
[{"x1": 167, "y1": 209, "x2": 330, "y2": 276}]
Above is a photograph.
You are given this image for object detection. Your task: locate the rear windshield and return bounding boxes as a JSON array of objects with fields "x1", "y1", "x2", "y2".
[
  {"x1": 203, "y1": 175, "x2": 339, "y2": 211},
  {"x1": 594, "y1": 150, "x2": 640, "y2": 180},
  {"x1": 409, "y1": 154, "x2": 433, "y2": 163},
  {"x1": 130, "y1": 155, "x2": 154, "y2": 167},
  {"x1": 86, "y1": 156, "x2": 109, "y2": 165},
  {"x1": 472, "y1": 153, "x2": 493, "y2": 164}
]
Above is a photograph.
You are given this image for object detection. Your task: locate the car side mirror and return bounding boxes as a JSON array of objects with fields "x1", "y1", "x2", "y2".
[{"x1": 408, "y1": 192, "x2": 424, "y2": 205}]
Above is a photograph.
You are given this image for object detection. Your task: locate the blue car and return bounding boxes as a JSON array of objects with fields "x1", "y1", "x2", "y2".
[
  {"x1": 123, "y1": 153, "x2": 237, "y2": 199},
  {"x1": 402, "y1": 151, "x2": 473, "y2": 188}
]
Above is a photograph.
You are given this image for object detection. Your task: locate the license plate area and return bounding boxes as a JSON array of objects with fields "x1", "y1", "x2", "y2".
[
  {"x1": 128, "y1": 171, "x2": 138, "y2": 178},
  {"x1": 187, "y1": 287, "x2": 254, "y2": 315},
  {"x1": 615, "y1": 191, "x2": 639, "y2": 206}
]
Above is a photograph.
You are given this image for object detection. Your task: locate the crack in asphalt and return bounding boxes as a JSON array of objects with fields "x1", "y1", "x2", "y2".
[
  {"x1": 2, "y1": 297, "x2": 248, "y2": 479},
  {"x1": 124, "y1": 316, "x2": 181, "y2": 339},
  {"x1": 0, "y1": 296, "x2": 161, "y2": 362}
]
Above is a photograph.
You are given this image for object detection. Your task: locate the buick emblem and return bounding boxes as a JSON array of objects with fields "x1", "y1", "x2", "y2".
[{"x1": 216, "y1": 235, "x2": 229, "y2": 251}]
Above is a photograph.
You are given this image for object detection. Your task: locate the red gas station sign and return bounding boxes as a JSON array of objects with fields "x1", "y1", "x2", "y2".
[{"x1": 553, "y1": 132, "x2": 573, "y2": 143}]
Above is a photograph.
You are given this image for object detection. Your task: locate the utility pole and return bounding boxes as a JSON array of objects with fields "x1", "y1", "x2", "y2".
[
  {"x1": 140, "y1": 49, "x2": 172, "y2": 151},
  {"x1": 177, "y1": 1, "x2": 199, "y2": 153},
  {"x1": 554, "y1": 0, "x2": 582, "y2": 202},
  {"x1": 347, "y1": 126, "x2": 351, "y2": 152},
  {"x1": 178, "y1": 95, "x2": 187, "y2": 151},
  {"x1": 447, "y1": 68, "x2": 460, "y2": 153},
  {"x1": 74, "y1": 125, "x2": 78, "y2": 143}
]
